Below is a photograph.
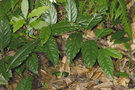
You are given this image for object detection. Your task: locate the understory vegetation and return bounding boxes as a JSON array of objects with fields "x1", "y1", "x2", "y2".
[{"x1": 0, "y1": 0, "x2": 134, "y2": 89}]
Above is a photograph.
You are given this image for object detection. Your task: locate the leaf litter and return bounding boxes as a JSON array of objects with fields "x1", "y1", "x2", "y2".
[{"x1": 3, "y1": 0, "x2": 135, "y2": 90}]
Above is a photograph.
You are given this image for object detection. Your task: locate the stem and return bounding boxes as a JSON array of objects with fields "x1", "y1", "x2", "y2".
[
  {"x1": 0, "y1": 49, "x2": 5, "y2": 60},
  {"x1": 129, "y1": 44, "x2": 133, "y2": 67},
  {"x1": 1, "y1": 49, "x2": 4, "y2": 54},
  {"x1": 6, "y1": 84, "x2": 10, "y2": 90},
  {"x1": 127, "y1": 37, "x2": 133, "y2": 67}
]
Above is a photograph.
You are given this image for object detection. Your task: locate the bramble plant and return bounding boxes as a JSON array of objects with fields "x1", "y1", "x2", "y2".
[{"x1": 0, "y1": 0, "x2": 132, "y2": 89}]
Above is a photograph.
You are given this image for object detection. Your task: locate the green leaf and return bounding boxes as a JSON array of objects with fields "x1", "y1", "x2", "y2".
[
  {"x1": 11, "y1": 0, "x2": 18, "y2": 9},
  {"x1": 0, "y1": 9, "x2": 5, "y2": 19},
  {"x1": 7, "y1": 40, "x2": 39, "y2": 71},
  {"x1": 35, "y1": 44, "x2": 46, "y2": 52},
  {"x1": 0, "y1": 57, "x2": 12, "y2": 81},
  {"x1": 87, "y1": 13, "x2": 102, "y2": 29},
  {"x1": 62, "y1": 72, "x2": 69, "y2": 77},
  {"x1": 81, "y1": 40, "x2": 98, "y2": 68},
  {"x1": 13, "y1": 19, "x2": 25, "y2": 32},
  {"x1": 117, "y1": 0, "x2": 132, "y2": 39},
  {"x1": 39, "y1": 27, "x2": 51, "y2": 45},
  {"x1": 40, "y1": 0, "x2": 57, "y2": 25},
  {"x1": 66, "y1": 33, "x2": 82, "y2": 63},
  {"x1": 28, "y1": 6, "x2": 49, "y2": 18},
  {"x1": 53, "y1": 71, "x2": 62, "y2": 76},
  {"x1": 97, "y1": 4, "x2": 108, "y2": 14},
  {"x1": 26, "y1": 53, "x2": 39, "y2": 75},
  {"x1": 10, "y1": 16, "x2": 23, "y2": 24},
  {"x1": 43, "y1": 36, "x2": 59, "y2": 66},
  {"x1": 110, "y1": 0, "x2": 117, "y2": 19},
  {"x1": 0, "y1": 0, "x2": 11, "y2": 18},
  {"x1": 76, "y1": 15, "x2": 91, "y2": 27},
  {"x1": 26, "y1": 26, "x2": 37, "y2": 38},
  {"x1": 97, "y1": 49, "x2": 114, "y2": 79},
  {"x1": 12, "y1": 8, "x2": 22, "y2": 17},
  {"x1": 29, "y1": 0, "x2": 34, "y2": 10},
  {"x1": 114, "y1": 37, "x2": 130, "y2": 44},
  {"x1": 15, "y1": 64, "x2": 25, "y2": 76},
  {"x1": 16, "y1": 76, "x2": 33, "y2": 90},
  {"x1": 110, "y1": 30, "x2": 130, "y2": 44},
  {"x1": 76, "y1": 14, "x2": 102, "y2": 29},
  {"x1": 114, "y1": 6, "x2": 122, "y2": 20},
  {"x1": 124, "y1": 43, "x2": 130, "y2": 49},
  {"x1": 29, "y1": 17, "x2": 39, "y2": 24},
  {"x1": 93, "y1": 0, "x2": 109, "y2": 7},
  {"x1": 8, "y1": 34, "x2": 27, "y2": 49},
  {"x1": 111, "y1": 30, "x2": 126, "y2": 41},
  {"x1": 0, "y1": 18, "x2": 11, "y2": 51},
  {"x1": 110, "y1": 0, "x2": 122, "y2": 25},
  {"x1": 95, "y1": 28, "x2": 113, "y2": 38},
  {"x1": 30, "y1": 20, "x2": 49, "y2": 29},
  {"x1": 21, "y1": 0, "x2": 29, "y2": 18},
  {"x1": 52, "y1": 20, "x2": 82, "y2": 35},
  {"x1": 77, "y1": 5, "x2": 107, "y2": 29},
  {"x1": 78, "y1": 1, "x2": 86, "y2": 15},
  {"x1": 57, "y1": 0, "x2": 66, "y2": 3},
  {"x1": 10, "y1": 16, "x2": 25, "y2": 32},
  {"x1": 65, "y1": 0, "x2": 77, "y2": 22},
  {"x1": 0, "y1": 74, "x2": 8, "y2": 85},
  {"x1": 104, "y1": 48, "x2": 122, "y2": 59},
  {"x1": 115, "y1": 72, "x2": 128, "y2": 77}
]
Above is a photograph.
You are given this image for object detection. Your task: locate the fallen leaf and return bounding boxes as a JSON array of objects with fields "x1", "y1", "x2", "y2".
[
  {"x1": 58, "y1": 56, "x2": 70, "y2": 78},
  {"x1": 93, "y1": 82, "x2": 113, "y2": 88},
  {"x1": 118, "y1": 77, "x2": 130, "y2": 87},
  {"x1": 83, "y1": 30, "x2": 96, "y2": 40},
  {"x1": 98, "y1": 73, "x2": 112, "y2": 82},
  {"x1": 75, "y1": 85, "x2": 81, "y2": 90},
  {"x1": 64, "y1": 77, "x2": 72, "y2": 85},
  {"x1": 7, "y1": 51, "x2": 16, "y2": 56},
  {"x1": 73, "y1": 66, "x2": 89, "y2": 75},
  {"x1": 92, "y1": 71, "x2": 102, "y2": 80}
]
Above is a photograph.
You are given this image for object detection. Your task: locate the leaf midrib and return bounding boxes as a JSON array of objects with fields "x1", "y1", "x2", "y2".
[{"x1": 7, "y1": 41, "x2": 37, "y2": 70}]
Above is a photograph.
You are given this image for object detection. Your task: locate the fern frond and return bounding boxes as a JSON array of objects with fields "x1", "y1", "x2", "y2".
[
  {"x1": 118, "y1": 0, "x2": 132, "y2": 39},
  {"x1": 111, "y1": 0, "x2": 132, "y2": 39}
]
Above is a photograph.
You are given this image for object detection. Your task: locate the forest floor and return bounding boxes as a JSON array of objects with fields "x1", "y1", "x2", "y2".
[{"x1": 1, "y1": 0, "x2": 135, "y2": 90}]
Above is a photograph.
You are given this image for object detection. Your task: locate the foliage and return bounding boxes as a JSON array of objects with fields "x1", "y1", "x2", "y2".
[
  {"x1": 7, "y1": 40, "x2": 39, "y2": 71},
  {"x1": 36, "y1": 36, "x2": 59, "y2": 66},
  {"x1": 0, "y1": 18, "x2": 11, "y2": 51},
  {"x1": 97, "y1": 49, "x2": 114, "y2": 79},
  {"x1": 0, "y1": 57, "x2": 12, "y2": 83},
  {"x1": 28, "y1": 6, "x2": 49, "y2": 18},
  {"x1": 66, "y1": 33, "x2": 82, "y2": 63},
  {"x1": 16, "y1": 75, "x2": 33, "y2": 90},
  {"x1": 81, "y1": 40, "x2": 98, "y2": 68},
  {"x1": 52, "y1": 20, "x2": 82, "y2": 35},
  {"x1": 65, "y1": 0, "x2": 77, "y2": 22},
  {"x1": 111, "y1": 30, "x2": 130, "y2": 44},
  {"x1": 11, "y1": 16, "x2": 25, "y2": 32},
  {"x1": 110, "y1": 0, "x2": 132, "y2": 39},
  {"x1": 95, "y1": 28, "x2": 113, "y2": 38},
  {"x1": 39, "y1": 27, "x2": 51, "y2": 45},
  {"x1": 26, "y1": 53, "x2": 39, "y2": 75},
  {"x1": 104, "y1": 48, "x2": 122, "y2": 59},
  {"x1": 37, "y1": 0, "x2": 57, "y2": 25},
  {"x1": 21, "y1": 0, "x2": 29, "y2": 18},
  {"x1": 0, "y1": 0, "x2": 132, "y2": 89}
]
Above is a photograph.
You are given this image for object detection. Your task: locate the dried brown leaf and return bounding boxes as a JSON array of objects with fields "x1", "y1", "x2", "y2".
[
  {"x1": 64, "y1": 77, "x2": 72, "y2": 85},
  {"x1": 118, "y1": 77, "x2": 130, "y2": 87},
  {"x1": 59, "y1": 56, "x2": 70, "y2": 75},
  {"x1": 73, "y1": 66, "x2": 89, "y2": 75},
  {"x1": 7, "y1": 51, "x2": 16, "y2": 56},
  {"x1": 93, "y1": 82, "x2": 113, "y2": 89}
]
